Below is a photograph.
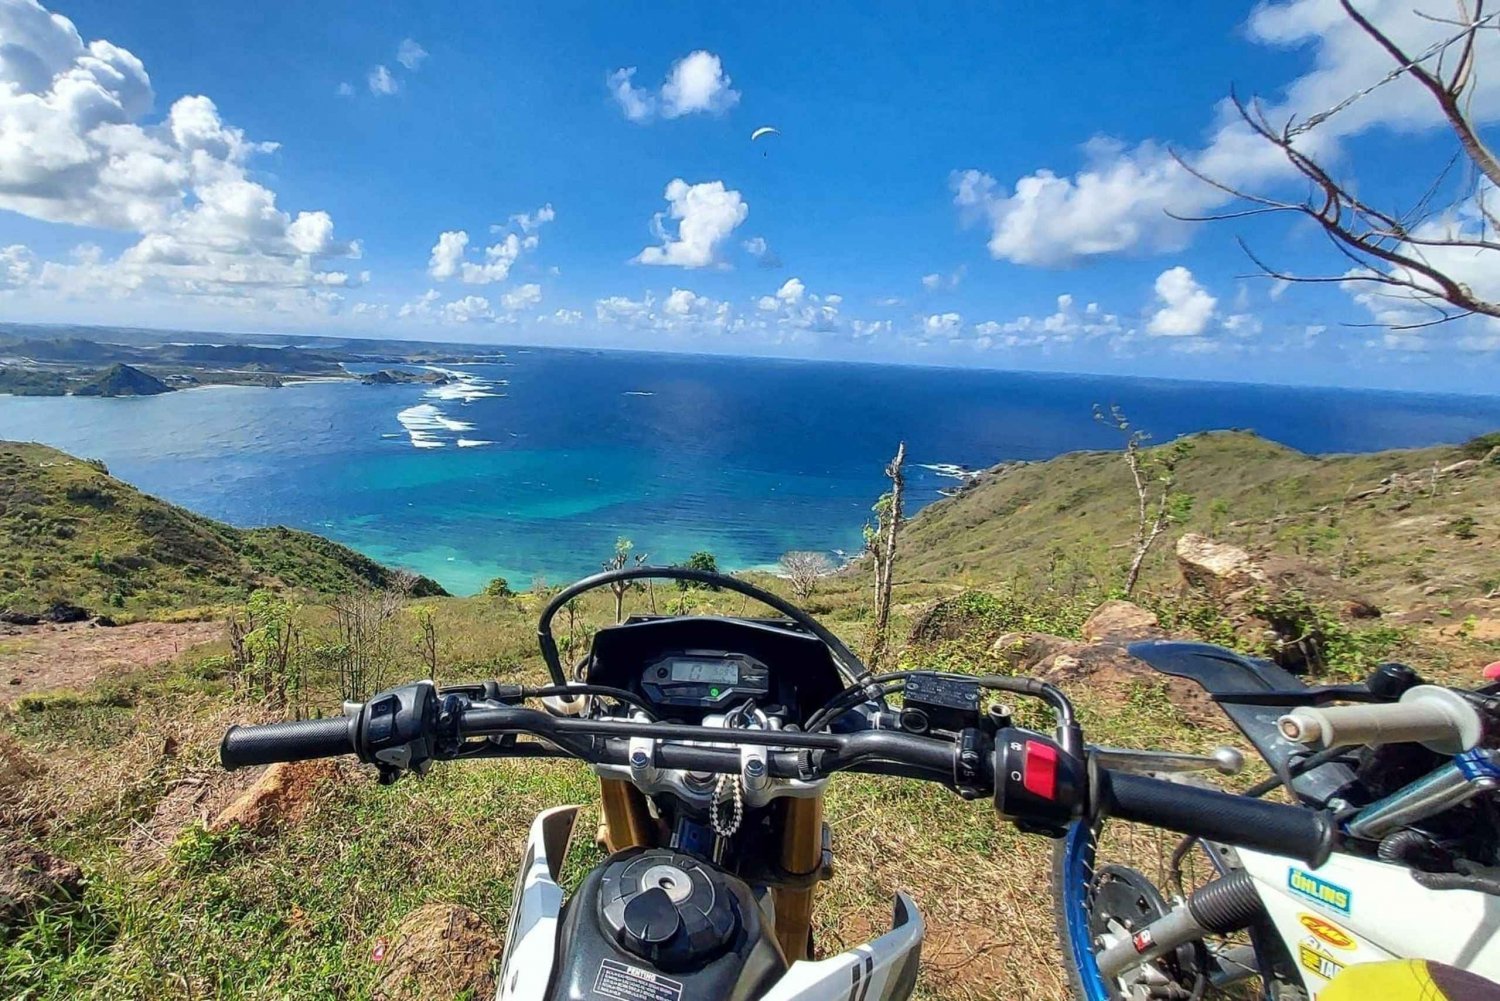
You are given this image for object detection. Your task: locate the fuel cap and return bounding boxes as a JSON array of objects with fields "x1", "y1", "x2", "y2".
[{"x1": 598, "y1": 850, "x2": 739, "y2": 971}]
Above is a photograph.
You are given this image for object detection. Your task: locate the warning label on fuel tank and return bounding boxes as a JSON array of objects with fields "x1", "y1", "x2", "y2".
[{"x1": 593, "y1": 959, "x2": 684, "y2": 1001}]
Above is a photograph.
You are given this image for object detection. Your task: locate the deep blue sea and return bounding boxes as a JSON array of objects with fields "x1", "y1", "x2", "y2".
[{"x1": 1, "y1": 348, "x2": 1497, "y2": 595}]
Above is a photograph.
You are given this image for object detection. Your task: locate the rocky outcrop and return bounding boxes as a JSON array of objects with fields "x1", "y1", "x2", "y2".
[
  {"x1": 1175, "y1": 533, "x2": 1381, "y2": 672},
  {"x1": 1081, "y1": 599, "x2": 1166, "y2": 643},
  {"x1": 72, "y1": 363, "x2": 172, "y2": 397},
  {"x1": 209, "y1": 758, "x2": 340, "y2": 834},
  {"x1": 372, "y1": 903, "x2": 501, "y2": 1001}
]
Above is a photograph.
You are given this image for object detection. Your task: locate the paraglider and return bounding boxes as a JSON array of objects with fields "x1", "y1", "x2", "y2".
[{"x1": 750, "y1": 126, "x2": 779, "y2": 156}]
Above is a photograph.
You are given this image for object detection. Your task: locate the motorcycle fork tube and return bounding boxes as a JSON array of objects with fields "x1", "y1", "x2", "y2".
[
  {"x1": 773, "y1": 794, "x2": 824, "y2": 962},
  {"x1": 598, "y1": 778, "x2": 654, "y2": 852}
]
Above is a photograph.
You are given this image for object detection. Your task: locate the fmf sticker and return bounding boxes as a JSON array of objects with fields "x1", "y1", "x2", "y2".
[
  {"x1": 1288, "y1": 868, "x2": 1351, "y2": 915},
  {"x1": 1298, "y1": 913, "x2": 1355, "y2": 950},
  {"x1": 1298, "y1": 940, "x2": 1345, "y2": 982}
]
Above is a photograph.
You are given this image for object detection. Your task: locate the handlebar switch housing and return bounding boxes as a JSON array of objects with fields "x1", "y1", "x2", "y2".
[
  {"x1": 361, "y1": 681, "x2": 440, "y2": 782},
  {"x1": 993, "y1": 727, "x2": 1086, "y2": 837}
]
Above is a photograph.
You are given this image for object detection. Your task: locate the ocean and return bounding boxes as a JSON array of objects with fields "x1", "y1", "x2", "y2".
[{"x1": 1, "y1": 347, "x2": 1497, "y2": 595}]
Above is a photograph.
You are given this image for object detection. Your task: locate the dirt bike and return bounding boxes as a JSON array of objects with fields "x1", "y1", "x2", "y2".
[
  {"x1": 1058, "y1": 641, "x2": 1500, "y2": 1000},
  {"x1": 220, "y1": 568, "x2": 1335, "y2": 1001}
]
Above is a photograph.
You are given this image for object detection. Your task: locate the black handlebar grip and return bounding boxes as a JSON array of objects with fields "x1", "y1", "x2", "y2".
[
  {"x1": 1100, "y1": 771, "x2": 1336, "y2": 867},
  {"x1": 220, "y1": 717, "x2": 358, "y2": 770}
]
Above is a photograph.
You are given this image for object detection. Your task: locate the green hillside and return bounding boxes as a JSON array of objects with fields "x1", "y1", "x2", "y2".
[
  {"x1": 900, "y1": 430, "x2": 1500, "y2": 610},
  {"x1": 0, "y1": 441, "x2": 446, "y2": 615}
]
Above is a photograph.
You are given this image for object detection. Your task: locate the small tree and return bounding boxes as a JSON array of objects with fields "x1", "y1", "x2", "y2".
[
  {"x1": 227, "y1": 589, "x2": 301, "y2": 710},
  {"x1": 864, "y1": 442, "x2": 907, "y2": 669},
  {"x1": 412, "y1": 603, "x2": 439, "y2": 679},
  {"x1": 481, "y1": 577, "x2": 514, "y2": 599},
  {"x1": 1094, "y1": 405, "x2": 1195, "y2": 596},
  {"x1": 676, "y1": 551, "x2": 721, "y2": 591},
  {"x1": 780, "y1": 551, "x2": 832, "y2": 600},
  {"x1": 327, "y1": 585, "x2": 405, "y2": 701},
  {"x1": 602, "y1": 537, "x2": 648, "y2": 623}
]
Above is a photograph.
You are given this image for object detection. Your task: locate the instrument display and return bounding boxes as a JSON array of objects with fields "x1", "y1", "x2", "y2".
[{"x1": 641, "y1": 652, "x2": 771, "y2": 709}]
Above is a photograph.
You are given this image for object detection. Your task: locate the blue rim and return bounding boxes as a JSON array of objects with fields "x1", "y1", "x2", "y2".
[{"x1": 1060, "y1": 820, "x2": 1114, "y2": 1001}]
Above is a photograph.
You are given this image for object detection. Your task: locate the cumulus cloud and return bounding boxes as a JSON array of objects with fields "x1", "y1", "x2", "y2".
[
  {"x1": 444, "y1": 295, "x2": 492, "y2": 323},
  {"x1": 922, "y1": 312, "x2": 963, "y2": 337},
  {"x1": 0, "y1": 1, "x2": 359, "y2": 313},
  {"x1": 368, "y1": 64, "x2": 398, "y2": 95},
  {"x1": 608, "y1": 51, "x2": 739, "y2": 123},
  {"x1": 953, "y1": 0, "x2": 1500, "y2": 266},
  {"x1": 742, "y1": 235, "x2": 780, "y2": 268},
  {"x1": 1147, "y1": 266, "x2": 1217, "y2": 337},
  {"x1": 501, "y1": 282, "x2": 542, "y2": 310},
  {"x1": 396, "y1": 39, "x2": 428, "y2": 71},
  {"x1": 428, "y1": 203, "x2": 554, "y2": 284},
  {"x1": 0, "y1": 245, "x2": 36, "y2": 288},
  {"x1": 337, "y1": 82, "x2": 355, "y2": 97},
  {"x1": 634, "y1": 179, "x2": 748, "y2": 268}
]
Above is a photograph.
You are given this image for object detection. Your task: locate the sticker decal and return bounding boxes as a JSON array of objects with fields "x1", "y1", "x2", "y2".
[
  {"x1": 1287, "y1": 868, "x2": 1351, "y2": 915},
  {"x1": 1298, "y1": 913, "x2": 1355, "y2": 949},
  {"x1": 1298, "y1": 940, "x2": 1345, "y2": 981},
  {"x1": 593, "y1": 958, "x2": 684, "y2": 1001}
]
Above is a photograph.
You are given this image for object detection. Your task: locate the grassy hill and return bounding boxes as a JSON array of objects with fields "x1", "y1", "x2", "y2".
[
  {"x1": 72, "y1": 364, "x2": 171, "y2": 397},
  {"x1": 900, "y1": 430, "x2": 1500, "y2": 611},
  {"x1": 0, "y1": 441, "x2": 446, "y2": 616}
]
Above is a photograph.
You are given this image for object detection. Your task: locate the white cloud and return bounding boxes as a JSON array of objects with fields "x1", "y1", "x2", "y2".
[
  {"x1": 971, "y1": 294, "x2": 1129, "y2": 349},
  {"x1": 953, "y1": 1, "x2": 1500, "y2": 266},
  {"x1": 428, "y1": 231, "x2": 469, "y2": 280},
  {"x1": 775, "y1": 277, "x2": 804, "y2": 304},
  {"x1": 368, "y1": 65, "x2": 398, "y2": 96},
  {"x1": 743, "y1": 237, "x2": 768, "y2": 257},
  {"x1": 509, "y1": 203, "x2": 556, "y2": 234},
  {"x1": 336, "y1": 82, "x2": 355, "y2": 97},
  {"x1": 1148, "y1": 266, "x2": 1217, "y2": 337},
  {"x1": 0, "y1": 2, "x2": 358, "y2": 314},
  {"x1": 547, "y1": 307, "x2": 583, "y2": 325},
  {"x1": 664, "y1": 288, "x2": 704, "y2": 315},
  {"x1": 921, "y1": 273, "x2": 942, "y2": 290},
  {"x1": 396, "y1": 39, "x2": 428, "y2": 71},
  {"x1": 444, "y1": 295, "x2": 492, "y2": 323},
  {"x1": 608, "y1": 51, "x2": 739, "y2": 123},
  {"x1": 501, "y1": 283, "x2": 542, "y2": 310},
  {"x1": 607, "y1": 68, "x2": 656, "y2": 123},
  {"x1": 661, "y1": 51, "x2": 739, "y2": 118},
  {"x1": 0, "y1": 245, "x2": 36, "y2": 288},
  {"x1": 923, "y1": 312, "x2": 962, "y2": 337},
  {"x1": 634, "y1": 179, "x2": 748, "y2": 268}
]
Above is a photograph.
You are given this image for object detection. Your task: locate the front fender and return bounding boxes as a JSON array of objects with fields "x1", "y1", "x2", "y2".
[{"x1": 495, "y1": 806, "x2": 578, "y2": 1001}]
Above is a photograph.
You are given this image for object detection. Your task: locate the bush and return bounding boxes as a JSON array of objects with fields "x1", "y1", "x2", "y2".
[
  {"x1": 1448, "y1": 515, "x2": 1479, "y2": 540},
  {"x1": 675, "y1": 551, "x2": 720, "y2": 591},
  {"x1": 481, "y1": 577, "x2": 514, "y2": 598}
]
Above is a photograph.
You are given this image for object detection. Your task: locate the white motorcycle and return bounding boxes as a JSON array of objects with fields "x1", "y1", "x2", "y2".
[
  {"x1": 1059, "y1": 643, "x2": 1500, "y2": 1000},
  {"x1": 221, "y1": 569, "x2": 1337, "y2": 1001}
]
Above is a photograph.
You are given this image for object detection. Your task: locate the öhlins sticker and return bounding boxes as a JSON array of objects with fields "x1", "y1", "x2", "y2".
[{"x1": 1287, "y1": 868, "x2": 1351, "y2": 915}]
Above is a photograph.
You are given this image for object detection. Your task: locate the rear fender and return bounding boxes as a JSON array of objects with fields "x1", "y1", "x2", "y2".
[
  {"x1": 759, "y1": 893, "x2": 924, "y2": 1001},
  {"x1": 496, "y1": 806, "x2": 578, "y2": 1001}
]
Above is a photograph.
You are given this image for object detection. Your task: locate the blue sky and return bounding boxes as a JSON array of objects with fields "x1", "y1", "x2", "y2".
[{"x1": 1, "y1": 0, "x2": 1496, "y2": 392}]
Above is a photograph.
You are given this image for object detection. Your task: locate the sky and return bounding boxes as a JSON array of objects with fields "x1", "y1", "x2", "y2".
[{"x1": 0, "y1": 0, "x2": 1497, "y2": 392}]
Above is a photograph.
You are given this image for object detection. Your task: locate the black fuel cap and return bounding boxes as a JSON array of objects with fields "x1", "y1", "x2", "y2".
[
  {"x1": 599, "y1": 850, "x2": 739, "y2": 972},
  {"x1": 622, "y1": 887, "x2": 682, "y2": 953}
]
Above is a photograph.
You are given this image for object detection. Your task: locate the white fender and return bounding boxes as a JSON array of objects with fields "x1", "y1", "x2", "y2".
[
  {"x1": 1238, "y1": 848, "x2": 1500, "y2": 996},
  {"x1": 495, "y1": 805, "x2": 578, "y2": 1001},
  {"x1": 759, "y1": 893, "x2": 925, "y2": 1001}
]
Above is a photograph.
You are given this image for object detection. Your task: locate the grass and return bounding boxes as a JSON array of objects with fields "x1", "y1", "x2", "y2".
[{"x1": 0, "y1": 441, "x2": 446, "y2": 618}]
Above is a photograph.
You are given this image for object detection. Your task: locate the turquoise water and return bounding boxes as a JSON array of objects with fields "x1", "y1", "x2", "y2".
[{"x1": 1, "y1": 348, "x2": 1497, "y2": 594}]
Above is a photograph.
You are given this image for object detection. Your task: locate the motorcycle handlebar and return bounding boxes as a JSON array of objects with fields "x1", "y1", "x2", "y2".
[
  {"x1": 218, "y1": 703, "x2": 1338, "y2": 866},
  {"x1": 1099, "y1": 770, "x2": 1336, "y2": 868},
  {"x1": 221, "y1": 716, "x2": 358, "y2": 769}
]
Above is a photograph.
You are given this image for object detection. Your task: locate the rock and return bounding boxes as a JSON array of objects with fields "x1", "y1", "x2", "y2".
[
  {"x1": 1175, "y1": 534, "x2": 1269, "y2": 600},
  {"x1": 1081, "y1": 600, "x2": 1164, "y2": 643},
  {"x1": 40, "y1": 603, "x2": 89, "y2": 624},
  {"x1": 0, "y1": 610, "x2": 41, "y2": 626},
  {"x1": 0, "y1": 842, "x2": 84, "y2": 923},
  {"x1": 990, "y1": 631, "x2": 1085, "y2": 672},
  {"x1": 209, "y1": 758, "x2": 339, "y2": 834},
  {"x1": 373, "y1": 903, "x2": 500, "y2": 1001},
  {"x1": 89, "y1": 615, "x2": 117, "y2": 628},
  {"x1": 1030, "y1": 641, "x2": 1218, "y2": 726},
  {"x1": 1441, "y1": 459, "x2": 1480, "y2": 476}
]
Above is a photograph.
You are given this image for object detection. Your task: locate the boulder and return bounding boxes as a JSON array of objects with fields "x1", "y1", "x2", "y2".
[
  {"x1": 0, "y1": 610, "x2": 41, "y2": 626},
  {"x1": 209, "y1": 758, "x2": 339, "y2": 834},
  {"x1": 0, "y1": 842, "x2": 83, "y2": 923},
  {"x1": 1081, "y1": 600, "x2": 1165, "y2": 643},
  {"x1": 373, "y1": 903, "x2": 500, "y2": 1001},
  {"x1": 40, "y1": 603, "x2": 89, "y2": 624},
  {"x1": 990, "y1": 631, "x2": 1086, "y2": 672},
  {"x1": 1175, "y1": 534, "x2": 1268, "y2": 600}
]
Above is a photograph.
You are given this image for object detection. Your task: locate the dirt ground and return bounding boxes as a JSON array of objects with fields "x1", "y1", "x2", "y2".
[{"x1": 0, "y1": 619, "x2": 223, "y2": 703}]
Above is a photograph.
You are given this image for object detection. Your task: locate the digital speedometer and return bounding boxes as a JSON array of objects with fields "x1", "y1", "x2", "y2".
[{"x1": 640, "y1": 652, "x2": 771, "y2": 709}]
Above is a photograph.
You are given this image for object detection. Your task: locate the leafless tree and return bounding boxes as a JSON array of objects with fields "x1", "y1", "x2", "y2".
[
  {"x1": 1095, "y1": 406, "x2": 1195, "y2": 596},
  {"x1": 864, "y1": 442, "x2": 907, "y2": 669},
  {"x1": 328, "y1": 586, "x2": 404, "y2": 701},
  {"x1": 602, "y1": 537, "x2": 648, "y2": 623},
  {"x1": 780, "y1": 551, "x2": 833, "y2": 600},
  {"x1": 1175, "y1": 0, "x2": 1499, "y2": 330}
]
